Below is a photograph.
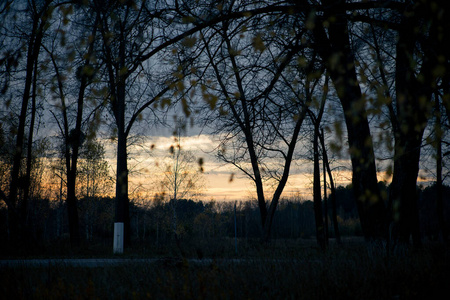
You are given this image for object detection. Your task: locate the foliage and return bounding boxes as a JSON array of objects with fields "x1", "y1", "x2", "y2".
[{"x1": 77, "y1": 139, "x2": 113, "y2": 199}]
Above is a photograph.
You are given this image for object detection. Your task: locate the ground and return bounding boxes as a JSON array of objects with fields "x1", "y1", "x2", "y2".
[{"x1": 1, "y1": 238, "x2": 449, "y2": 299}]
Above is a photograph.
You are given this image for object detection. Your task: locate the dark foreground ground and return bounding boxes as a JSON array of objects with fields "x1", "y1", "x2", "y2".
[{"x1": 1, "y1": 238, "x2": 449, "y2": 299}]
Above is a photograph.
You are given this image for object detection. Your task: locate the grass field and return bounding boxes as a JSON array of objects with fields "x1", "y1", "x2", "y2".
[{"x1": 1, "y1": 238, "x2": 449, "y2": 299}]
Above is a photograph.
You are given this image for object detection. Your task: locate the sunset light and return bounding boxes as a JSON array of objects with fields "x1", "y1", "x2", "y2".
[{"x1": 1, "y1": 1, "x2": 449, "y2": 298}]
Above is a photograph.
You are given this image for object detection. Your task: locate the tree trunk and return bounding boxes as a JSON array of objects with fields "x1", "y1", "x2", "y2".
[
  {"x1": 312, "y1": 0, "x2": 387, "y2": 242},
  {"x1": 21, "y1": 57, "x2": 38, "y2": 237},
  {"x1": 322, "y1": 132, "x2": 329, "y2": 245},
  {"x1": 389, "y1": 3, "x2": 436, "y2": 248},
  {"x1": 50, "y1": 13, "x2": 99, "y2": 246},
  {"x1": 115, "y1": 127, "x2": 130, "y2": 247},
  {"x1": 388, "y1": 134, "x2": 422, "y2": 247},
  {"x1": 319, "y1": 129, "x2": 341, "y2": 244},
  {"x1": 313, "y1": 127, "x2": 326, "y2": 250},
  {"x1": 8, "y1": 2, "x2": 48, "y2": 241},
  {"x1": 435, "y1": 97, "x2": 447, "y2": 243},
  {"x1": 262, "y1": 104, "x2": 308, "y2": 241},
  {"x1": 66, "y1": 170, "x2": 81, "y2": 246}
]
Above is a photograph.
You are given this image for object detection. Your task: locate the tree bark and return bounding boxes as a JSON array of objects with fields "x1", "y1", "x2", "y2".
[
  {"x1": 434, "y1": 93, "x2": 446, "y2": 242},
  {"x1": 115, "y1": 128, "x2": 130, "y2": 246},
  {"x1": 319, "y1": 129, "x2": 341, "y2": 244},
  {"x1": 8, "y1": 0, "x2": 49, "y2": 241},
  {"x1": 21, "y1": 56, "x2": 38, "y2": 237},
  {"x1": 312, "y1": 0, "x2": 387, "y2": 242},
  {"x1": 313, "y1": 126, "x2": 326, "y2": 250},
  {"x1": 322, "y1": 128, "x2": 329, "y2": 245},
  {"x1": 388, "y1": 136, "x2": 423, "y2": 246},
  {"x1": 389, "y1": 2, "x2": 437, "y2": 247},
  {"x1": 114, "y1": 23, "x2": 131, "y2": 246},
  {"x1": 262, "y1": 105, "x2": 308, "y2": 241}
]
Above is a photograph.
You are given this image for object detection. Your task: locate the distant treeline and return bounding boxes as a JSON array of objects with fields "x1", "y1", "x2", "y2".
[{"x1": 0, "y1": 184, "x2": 448, "y2": 246}]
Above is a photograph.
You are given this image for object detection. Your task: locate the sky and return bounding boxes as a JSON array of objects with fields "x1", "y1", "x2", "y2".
[
  {"x1": 34, "y1": 98, "x2": 355, "y2": 202},
  {"x1": 103, "y1": 121, "x2": 355, "y2": 202},
  {"x1": 39, "y1": 103, "x2": 438, "y2": 204},
  {"x1": 100, "y1": 116, "x2": 437, "y2": 203}
]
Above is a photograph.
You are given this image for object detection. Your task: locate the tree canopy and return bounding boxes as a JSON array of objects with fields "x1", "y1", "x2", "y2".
[{"x1": 1, "y1": 0, "x2": 449, "y2": 249}]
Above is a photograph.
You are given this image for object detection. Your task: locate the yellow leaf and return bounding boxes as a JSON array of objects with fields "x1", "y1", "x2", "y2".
[
  {"x1": 182, "y1": 97, "x2": 190, "y2": 117},
  {"x1": 119, "y1": 66, "x2": 128, "y2": 76},
  {"x1": 181, "y1": 36, "x2": 197, "y2": 48},
  {"x1": 229, "y1": 173, "x2": 234, "y2": 183},
  {"x1": 252, "y1": 34, "x2": 265, "y2": 52},
  {"x1": 297, "y1": 56, "x2": 308, "y2": 68},
  {"x1": 182, "y1": 16, "x2": 196, "y2": 23}
]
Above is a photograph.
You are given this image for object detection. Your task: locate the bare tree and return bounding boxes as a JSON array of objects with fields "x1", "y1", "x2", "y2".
[
  {"x1": 90, "y1": 0, "x2": 307, "y2": 249},
  {"x1": 308, "y1": 75, "x2": 330, "y2": 250},
  {"x1": 156, "y1": 128, "x2": 204, "y2": 253},
  {"x1": 94, "y1": 0, "x2": 184, "y2": 249},
  {"x1": 433, "y1": 93, "x2": 447, "y2": 242},
  {"x1": 307, "y1": 0, "x2": 388, "y2": 243},
  {"x1": 191, "y1": 6, "x2": 325, "y2": 241},
  {"x1": 43, "y1": 3, "x2": 102, "y2": 246},
  {"x1": 353, "y1": 1, "x2": 450, "y2": 247},
  {"x1": 0, "y1": 0, "x2": 56, "y2": 242},
  {"x1": 78, "y1": 139, "x2": 112, "y2": 199},
  {"x1": 319, "y1": 128, "x2": 341, "y2": 244}
]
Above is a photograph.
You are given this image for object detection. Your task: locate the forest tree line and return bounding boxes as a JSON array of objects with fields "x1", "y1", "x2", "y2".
[
  {"x1": 1, "y1": 0, "x2": 450, "y2": 251},
  {"x1": 1, "y1": 183, "x2": 448, "y2": 252}
]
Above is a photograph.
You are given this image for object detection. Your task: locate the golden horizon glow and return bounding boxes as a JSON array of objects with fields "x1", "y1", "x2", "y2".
[
  {"x1": 119, "y1": 134, "x2": 357, "y2": 202},
  {"x1": 25, "y1": 134, "x2": 436, "y2": 203}
]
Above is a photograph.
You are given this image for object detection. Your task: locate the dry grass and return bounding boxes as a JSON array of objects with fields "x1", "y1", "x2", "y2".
[{"x1": 1, "y1": 238, "x2": 449, "y2": 299}]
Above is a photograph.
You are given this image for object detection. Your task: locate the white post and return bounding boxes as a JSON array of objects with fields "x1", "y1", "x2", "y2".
[
  {"x1": 113, "y1": 222, "x2": 124, "y2": 254},
  {"x1": 234, "y1": 201, "x2": 238, "y2": 255}
]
